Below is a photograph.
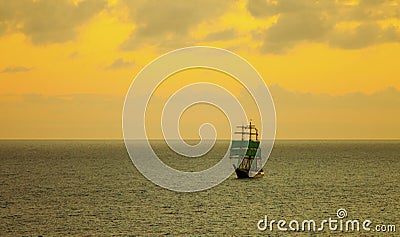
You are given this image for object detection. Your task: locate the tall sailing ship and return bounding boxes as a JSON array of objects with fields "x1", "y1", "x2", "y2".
[{"x1": 230, "y1": 121, "x2": 264, "y2": 178}]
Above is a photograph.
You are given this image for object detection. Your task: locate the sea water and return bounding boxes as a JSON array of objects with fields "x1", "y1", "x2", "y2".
[{"x1": 0, "y1": 140, "x2": 398, "y2": 236}]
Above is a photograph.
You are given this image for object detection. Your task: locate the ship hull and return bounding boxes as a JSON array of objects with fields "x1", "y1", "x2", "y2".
[
  {"x1": 235, "y1": 168, "x2": 264, "y2": 179},
  {"x1": 235, "y1": 168, "x2": 251, "y2": 178}
]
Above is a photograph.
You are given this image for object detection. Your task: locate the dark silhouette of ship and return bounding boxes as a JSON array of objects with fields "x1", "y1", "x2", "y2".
[{"x1": 230, "y1": 121, "x2": 264, "y2": 178}]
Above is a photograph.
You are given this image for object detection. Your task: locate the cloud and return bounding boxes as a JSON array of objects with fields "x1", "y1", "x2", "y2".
[
  {"x1": 0, "y1": 21, "x2": 8, "y2": 35},
  {"x1": 267, "y1": 85, "x2": 400, "y2": 138},
  {"x1": 105, "y1": 58, "x2": 134, "y2": 70},
  {"x1": 120, "y1": 0, "x2": 235, "y2": 51},
  {"x1": 261, "y1": 11, "x2": 333, "y2": 53},
  {"x1": 0, "y1": 85, "x2": 399, "y2": 138},
  {"x1": 329, "y1": 23, "x2": 400, "y2": 49},
  {"x1": 247, "y1": 0, "x2": 272, "y2": 18},
  {"x1": 247, "y1": 0, "x2": 400, "y2": 53},
  {"x1": 68, "y1": 51, "x2": 79, "y2": 59},
  {"x1": 1, "y1": 66, "x2": 33, "y2": 73},
  {"x1": 0, "y1": 0, "x2": 106, "y2": 44},
  {"x1": 268, "y1": 84, "x2": 400, "y2": 110},
  {"x1": 204, "y1": 29, "x2": 238, "y2": 41},
  {"x1": 0, "y1": 93, "x2": 124, "y2": 139},
  {"x1": 342, "y1": 0, "x2": 400, "y2": 21}
]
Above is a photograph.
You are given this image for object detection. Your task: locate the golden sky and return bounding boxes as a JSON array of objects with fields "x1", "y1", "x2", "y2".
[{"x1": 0, "y1": 0, "x2": 399, "y2": 139}]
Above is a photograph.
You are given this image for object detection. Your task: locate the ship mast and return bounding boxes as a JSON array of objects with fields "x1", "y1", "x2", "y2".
[
  {"x1": 235, "y1": 120, "x2": 259, "y2": 141},
  {"x1": 248, "y1": 120, "x2": 259, "y2": 141}
]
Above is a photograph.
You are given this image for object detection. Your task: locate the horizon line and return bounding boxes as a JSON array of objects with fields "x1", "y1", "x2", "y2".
[{"x1": 1, "y1": 138, "x2": 399, "y2": 141}]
